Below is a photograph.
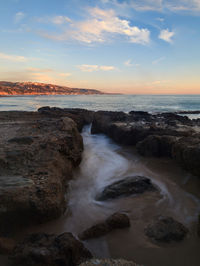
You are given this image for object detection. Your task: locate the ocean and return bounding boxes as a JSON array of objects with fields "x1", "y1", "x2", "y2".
[{"x1": 0, "y1": 94, "x2": 200, "y2": 117}]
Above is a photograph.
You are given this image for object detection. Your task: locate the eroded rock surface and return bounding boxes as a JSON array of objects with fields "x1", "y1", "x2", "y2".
[
  {"x1": 11, "y1": 232, "x2": 92, "y2": 266},
  {"x1": 145, "y1": 216, "x2": 188, "y2": 243},
  {"x1": 96, "y1": 176, "x2": 157, "y2": 201},
  {"x1": 79, "y1": 213, "x2": 130, "y2": 240},
  {"x1": 0, "y1": 112, "x2": 83, "y2": 235}
]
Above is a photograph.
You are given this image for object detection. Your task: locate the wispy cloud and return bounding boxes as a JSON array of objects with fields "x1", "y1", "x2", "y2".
[
  {"x1": 26, "y1": 67, "x2": 53, "y2": 72},
  {"x1": 39, "y1": 7, "x2": 150, "y2": 45},
  {"x1": 14, "y1": 12, "x2": 25, "y2": 23},
  {"x1": 27, "y1": 67, "x2": 72, "y2": 78},
  {"x1": 0, "y1": 52, "x2": 28, "y2": 62},
  {"x1": 58, "y1": 72, "x2": 72, "y2": 77},
  {"x1": 124, "y1": 59, "x2": 139, "y2": 67},
  {"x1": 101, "y1": 0, "x2": 200, "y2": 13},
  {"x1": 159, "y1": 29, "x2": 174, "y2": 43},
  {"x1": 77, "y1": 64, "x2": 116, "y2": 72},
  {"x1": 51, "y1": 16, "x2": 72, "y2": 25},
  {"x1": 37, "y1": 15, "x2": 71, "y2": 25},
  {"x1": 152, "y1": 56, "x2": 165, "y2": 64}
]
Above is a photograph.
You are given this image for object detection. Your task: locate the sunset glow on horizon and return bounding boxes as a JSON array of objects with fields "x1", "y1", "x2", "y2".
[{"x1": 0, "y1": 0, "x2": 200, "y2": 94}]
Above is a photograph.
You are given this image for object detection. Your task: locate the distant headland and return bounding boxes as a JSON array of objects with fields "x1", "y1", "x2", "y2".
[{"x1": 0, "y1": 81, "x2": 105, "y2": 96}]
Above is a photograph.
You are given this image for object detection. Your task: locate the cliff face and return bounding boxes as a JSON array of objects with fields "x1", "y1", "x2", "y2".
[{"x1": 0, "y1": 81, "x2": 104, "y2": 95}]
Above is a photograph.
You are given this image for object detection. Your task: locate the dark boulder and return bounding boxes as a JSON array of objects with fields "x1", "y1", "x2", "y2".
[
  {"x1": 78, "y1": 213, "x2": 130, "y2": 240},
  {"x1": 145, "y1": 216, "x2": 188, "y2": 243},
  {"x1": 11, "y1": 232, "x2": 92, "y2": 266},
  {"x1": 106, "y1": 212, "x2": 130, "y2": 229},
  {"x1": 96, "y1": 176, "x2": 157, "y2": 201}
]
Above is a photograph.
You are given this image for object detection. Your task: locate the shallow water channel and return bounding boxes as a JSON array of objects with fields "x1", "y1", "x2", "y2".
[{"x1": 4, "y1": 125, "x2": 200, "y2": 266}]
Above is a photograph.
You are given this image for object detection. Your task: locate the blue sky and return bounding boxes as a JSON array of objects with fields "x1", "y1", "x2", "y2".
[{"x1": 0, "y1": 0, "x2": 200, "y2": 93}]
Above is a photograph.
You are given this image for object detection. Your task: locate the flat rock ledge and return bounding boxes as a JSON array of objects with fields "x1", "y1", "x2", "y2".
[
  {"x1": 10, "y1": 232, "x2": 92, "y2": 266},
  {"x1": 79, "y1": 259, "x2": 141, "y2": 266},
  {"x1": 0, "y1": 112, "x2": 83, "y2": 235},
  {"x1": 79, "y1": 213, "x2": 130, "y2": 240},
  {"x1": 96, "y1": 176, "x2": 157, "y2": 201},
  {"x1": 145, "y1": 216, "x2": 188, "y2": 243}
]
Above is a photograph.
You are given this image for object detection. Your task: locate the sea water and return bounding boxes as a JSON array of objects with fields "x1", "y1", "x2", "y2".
[{"x1": 0, "y1": 94, "x2": 200, "y2": 116}]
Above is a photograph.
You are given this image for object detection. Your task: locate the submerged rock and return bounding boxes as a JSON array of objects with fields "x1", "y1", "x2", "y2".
[
  {"x1": 79, "y1": 258, "x2": 140, "y2": 266},
  {"x1": 145, "y1": 216, "x2": 188, "y2": 243},
  {"x1": 11, "y1": 232, "x2": 92, "y2": 266},
  {"x1": 96, "y1": 176, "x2": 157, "y2": 201},
  {"x1": 79, "y1": 213, "x2": 130, "y2": 240}
]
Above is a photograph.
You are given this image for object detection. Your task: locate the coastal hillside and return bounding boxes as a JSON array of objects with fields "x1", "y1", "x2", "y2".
[{"x1": 0, "y1": 81, "x2": 104, "y2": 96}]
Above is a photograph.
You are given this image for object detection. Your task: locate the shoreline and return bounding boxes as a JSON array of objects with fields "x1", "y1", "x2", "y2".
[{"x1": 0, "y1": 107, "x2": 200, "y2": 266}]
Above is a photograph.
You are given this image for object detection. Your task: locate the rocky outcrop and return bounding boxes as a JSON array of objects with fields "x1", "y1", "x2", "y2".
[
  {"x1": 91, "y1": 111, "x2": 200, "y2": 177},
  {"x1": 38, "y1": 106, "x2": 94, "y2": 131},
  {"x1": 0, "y1": 113, "x2": 83, "y2": 235},
  {"x1": 96, "y1": 176, "x2": 157, "y2": 201},
  {"x1": 11, "y1": 233, "x2": 92, "y2": 266},
  {"x1": 79, "y1": 258, "x2": 140, "y2": 266},
  {"x1": 91, "y1": 111, "x2": 194, "y2": 145},
  {"x1": 79, "y1": 213, "x2": 130, "y2": 240},
  {"x1": 145, "y1": 216, "x2": 188, "y2": 243}
]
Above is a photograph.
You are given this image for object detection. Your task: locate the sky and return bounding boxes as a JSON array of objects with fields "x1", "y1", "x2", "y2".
[{"x1": 0, "y1": 0, "x2": 200, "y2": 94}]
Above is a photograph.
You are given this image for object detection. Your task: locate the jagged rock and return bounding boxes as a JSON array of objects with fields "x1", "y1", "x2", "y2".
[
  {"x1": 79, "y1": 258, "x2": 140, "y2": 266},
  {"x1": 96, "y1": 176, "x2": 157, "y2": 201},
  {"x1": 11, "y1": 232, "x2": 92, "y2": 266},
  {"x1": 136, "y1": 135, "x2": 176, "y2": 157},
  {"x1": 145, "y1": 216, "x2": 188, "y2": 243},
  {"x1": 0, "y1": 115, "x2": 83, "y2": 235},
  {"x1": 78, "y1": 213, "x2": 130, "y2": 240},
  {"x1": 0, "y1": 237, "x2": 16, "y2": 254}
]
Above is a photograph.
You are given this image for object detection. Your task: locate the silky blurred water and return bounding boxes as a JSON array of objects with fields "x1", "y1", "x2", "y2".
[{"x1": 0, "y1": 95, "x2": 200, "y2": 114}]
